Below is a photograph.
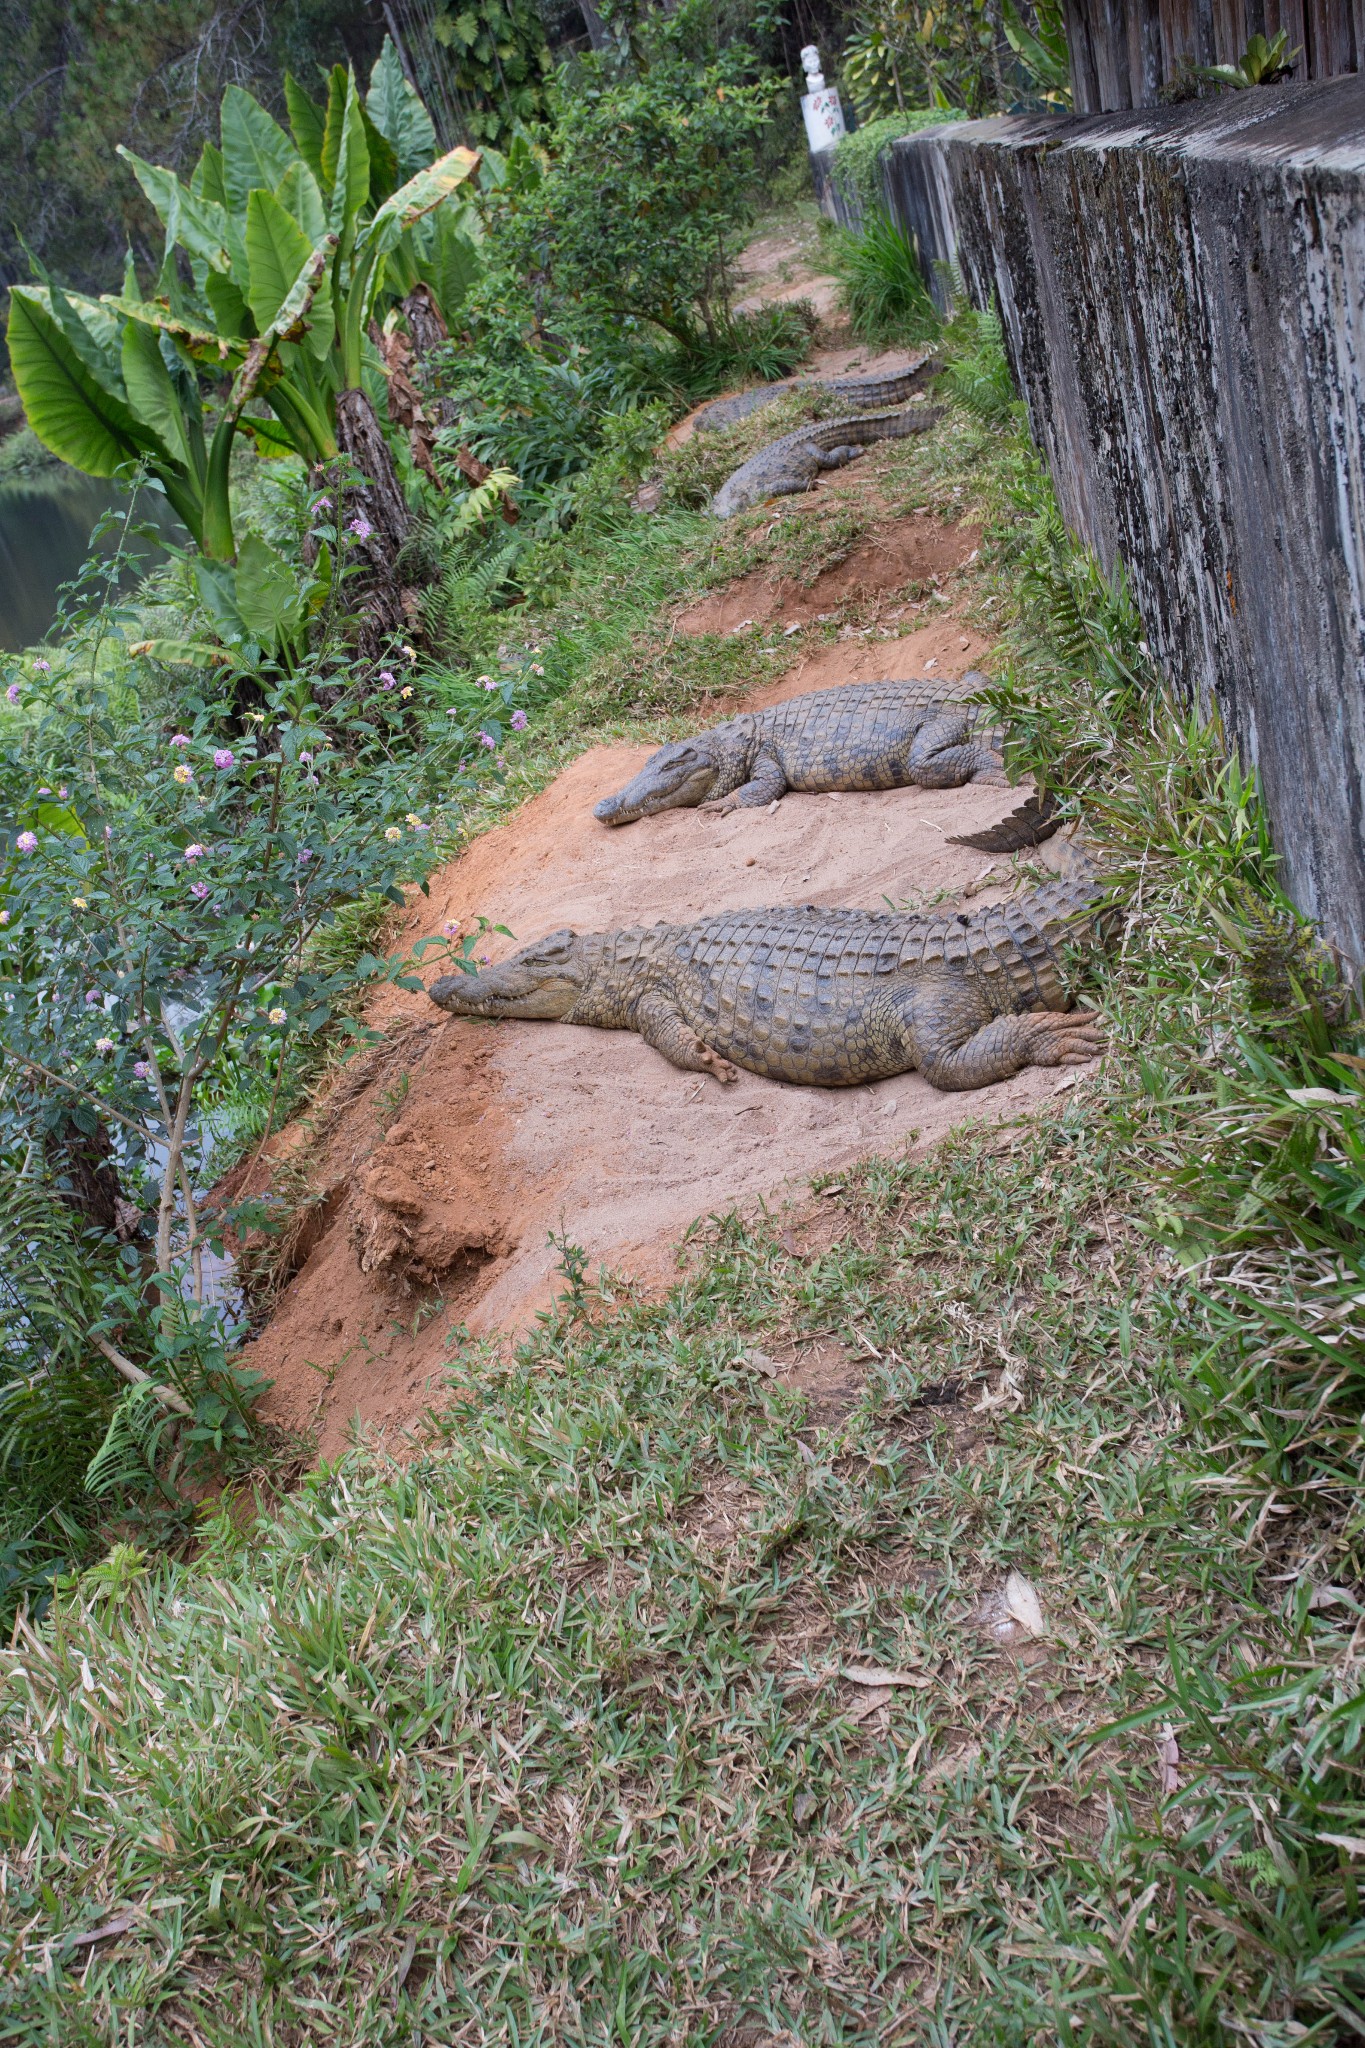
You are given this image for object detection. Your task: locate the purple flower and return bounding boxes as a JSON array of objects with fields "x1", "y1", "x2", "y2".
[
  {"x1": 379, "y1": 670, "x2": 396, "y2": 689},
  {"x1": 169, "y1": 733, "x2": 191, "y2": 748},
  {"x1": 37, "y1": 786, "x2": 50, "y2": 796},
  {"x1": 213, "y1": 748, "x2": 235, "y2": 770},
  {"x1": 511, "y1": 709, "x2": 527, "y2": 731},
  {"x1": 6, "y1": 684, "x2": 20, "y2": 705},
  {"x1": 133, "y1": 1061, "x2": 149, "y2": 1079},
  {"x1": 298, "y1": 750, "x2": 313, "y2": 765},
  {"x1": 94, "y1": 1036, "x2": 114, "y2": 1055},
  {"x1": 57, "y1": 786, "x2": 67, "y2": 799},
  {"x1": 297, "y1": 847, "x2": 313, "y2": 864},
  {"x1": 184, "y1": 843, "x2": 204, "y2": 862},
  {"x1": 84, "y1": 989, "x2": 99, "y2": 1006},
  {"x1": 479, "y1": 732, "x2": 496, "y2": 750},
  {"x1": 348, "y1": 515, "x2": 372, "y2": 540},
  {"x1": 312, "y1": 495, "x2": 332, "y2": 512},
  {"x1": 190, "y1": 879, "x2": 210, "y2": 900},
  {"x1": 14, "y1": 830, "x2": 36, "y2": 852},
  {"x1": 33, "y1": 659, "x2": 50, "y2": 673}
]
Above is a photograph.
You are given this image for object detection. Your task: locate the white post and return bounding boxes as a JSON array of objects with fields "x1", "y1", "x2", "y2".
[{"x1": 800, "y1": 44, "x2": 847, "y2": 153}]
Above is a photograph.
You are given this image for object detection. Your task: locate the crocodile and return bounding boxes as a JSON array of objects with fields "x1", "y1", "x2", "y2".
[
  {"x1": 428, "y1": 837, "x2": 1105, "y2": 1093},
  {"x1": 710, "y1": 405, "x2": 943, "y2": 519},
  {"x1": 594, "y1": 679, "x2": 1016, "y2": 824},
  {"x1": 692, "y1": 357, "x2": 939, "y2": 435}
]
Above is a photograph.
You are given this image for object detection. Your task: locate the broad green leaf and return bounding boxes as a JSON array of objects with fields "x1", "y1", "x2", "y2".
[
  {"x1": 360, "y1": 104, "x2": 399, "y2": 205},
  {"x1": 204, "y1": 271, "x2": 254, "y2": 342},
  {"x1": 319, "y1": 64, "x2": 350, "y2": 195},
  {"x1": 283, "y1": 72, "x2": 326, "y2": 179},
  {"x1": 220, "y1": 85, "x2": 298, "y2": 213},
  {"x1": 101, "y1": 295, "x2": 229, "y2": 362},
  {"x1": 264, "y1": 240, "x2": 334, "y2": 358},
  {"x1": 368, "y1": 145, "x2": 480, "y2": 249},
  {"x1": 245, "y1": 188, "x2": 313, "y2": 331},
  {"x1": 121, "y1": 319, "x2": 191, "y2": 464},
  {"x1": 366, "y1": 37, "x2": 437, "y2": 176},
  {"x1": 328, "y1": 79, "x2": 371, "y2": 238},
  {"x1": 414, "y1": 207, "x2": 481, "y2": 320},
  {"x1": 7, "y1": 288, "x2": 161, "y2": 479},
  {"x1": 235, "y1": 532, "x2": 305, "y2": 645},
  {"x1": 118, "y1": 148, "x2": 233, "y2": 274},
  {"x1": 238, "y1": 413, "x2": 298, "y2": 458},
  {"x1": 192, "y1": 558, "x2": 247, "y2": 641},
  {"x1": 274, "y1": 160, "x2": 327, "y2": 244},
  {"x1": 191, "y1": 142, "x2": 227, "y2": 206},
  {"x1": 127, "y1": 637, "x2": 233, "y2": 667},
  {"x1": 48, "y1": 286, "x2": 125, "y2": 391}
]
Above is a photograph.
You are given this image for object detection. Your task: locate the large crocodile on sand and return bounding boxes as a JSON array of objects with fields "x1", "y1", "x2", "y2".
[
  {"x1": 594, "y1": 678, "x2": 1014, "y2": 824},
  {"x1": 692, "y1": 358, "x2": 939, "y2": 435},
  {"x1": 710, "y1": 405, "x2": 942, "y2": 519},
  {"x1": 428, "y1": 838, "x2": 1105, "y2": 1093}
]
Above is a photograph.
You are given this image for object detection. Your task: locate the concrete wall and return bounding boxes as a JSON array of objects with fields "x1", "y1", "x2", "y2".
[{"x1": 883, "y1": 81, "x2": 1365, "y2": 969}]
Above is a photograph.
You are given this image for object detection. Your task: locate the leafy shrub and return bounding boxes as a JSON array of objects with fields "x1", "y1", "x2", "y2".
[
  {"x1": 677, "y1": 302, "x2": 818, "y2": 398},
  {"x1": 828, "y1": 209, "x2": 940, "y2": 345},
  {"x1": 831, "y1": 107, "x2": 968, "y2": 215},
  {"x1": 485, "y1": 53, "x2": 777, "y2": 357},
  {"x1": 939, "y1": 300, "x2": 1019, "y2": 421}
]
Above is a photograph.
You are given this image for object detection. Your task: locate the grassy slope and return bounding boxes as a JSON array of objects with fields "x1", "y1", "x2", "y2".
[{"x1": 1, "y1": 392, "x2": 1363, "y2": 2045}]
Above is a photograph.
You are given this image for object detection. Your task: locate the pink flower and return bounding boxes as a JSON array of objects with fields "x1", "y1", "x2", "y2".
[
  {"x1": 213, "y1": 748, "x2": 235, "y2": 770},
  {"x1": 297, "y1": 847, "x2": 313, "y2": 864},
  {"x1": 190, "y1": 879, "x2": 210, "y2": 900},
  {"x1": 169, "y1": 733, "x2": 190, "y2": 748},
  {"x1": 84, "y1": 989, "x2": 99, "y2": 1005},
  {"x1": 480, "y1": 677, "x2": 498, "y2": 691},
  {"x1": 133, "y1": 1061, "x2": 149, "y2": 1079},
  {"x1": 511, "y1": 709, "x2": 527, "y2": 731},
  {"x1": 57, "y1": 786, "x2": 67, "y2": 799},
  {"x1": 379, "y1": 670, "x2": 396, "y2": 689},
  {"x1": 312, "y1": 494, "x2": 332, "y2": 512},
  {"x1": 14, "y1": 830, "x2": 36, "y2": 852},
  {"x1": 94, "y1": 1036, "x2": 114, "y2": 1055},
  {"x1": 348, "y1": 515, "x2": 372, "y2": 540},
  {"x1": 33, "y1": 659, "x2": 50, "y2": 673},
  {"x1": 478, "y1": 732, "x2": 496, "y2": 750},
  {"x1": 184, "y1": 843, "x2": 204, "y2": 861},
  {"x1": 6, "y1": 684, "x2": 20, "y2": 705},
  {"x1": 298, "y1": 750, "x2": 313, "y2": 765},
  {"x1": 37, "y1": 786, "x2": 49, "y2": 796},
  {"x1": 442, "y1": 919, "x2": 460, "y2": 936}
]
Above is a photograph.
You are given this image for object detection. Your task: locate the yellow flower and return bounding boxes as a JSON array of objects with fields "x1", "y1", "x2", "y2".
[
  {"x1": 400, "y1": 684, "x2": 414, "y2": 699},
  {"x1": 71, "y1": 896, "x2": 88, "y2": 910},
  {"x1": 385, "y1": 824, "x2": 402, "y2": 842},
  {"x1": 268, "y1": 1006, "x2": 287, "y2": 1025},
  {"x1": 406, "y1": 812, "x2": 422, "y2": 827},
  {"x1": 173, "y1": 763, "x2": 193, "y2": 785}
]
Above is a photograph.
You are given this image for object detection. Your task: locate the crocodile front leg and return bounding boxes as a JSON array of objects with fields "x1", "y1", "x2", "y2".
[
  {"x1": 879, "y1": 975, "x2": 1104, "y2": 1091},
  {"x1": 700, "y1": 752, "x2": 788, "y2": 815},
  {"x1": 906, "y1": 711, "x2": 1006, "y2": 788},
  {"x1": 635, "y1": 992, "x2": 739, "y2": 1083},
  {"x1": 815, "y1": 444, "x2": 866, "y2": 470}
]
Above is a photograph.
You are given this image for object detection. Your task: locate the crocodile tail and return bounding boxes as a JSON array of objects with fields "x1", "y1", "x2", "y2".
[{"x1": 950, "y1": 790, "x2": 1063, "y2": 853}]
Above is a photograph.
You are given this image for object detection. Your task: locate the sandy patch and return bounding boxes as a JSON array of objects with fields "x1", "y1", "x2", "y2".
[
  {"x1": 245, "y1": 738, "x2": 1079, "y2": 1458},
  {"x1": 675, "y1": 513, "x2": 981, "y2": 635}
]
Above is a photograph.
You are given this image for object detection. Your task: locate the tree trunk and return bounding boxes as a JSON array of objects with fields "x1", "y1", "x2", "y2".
[
  {"x1": 331, "y1": 385, "x2": 412, "y2": 660},
  {"x1": 401, "y1": 283, "x2": 449, "y2": 360}
]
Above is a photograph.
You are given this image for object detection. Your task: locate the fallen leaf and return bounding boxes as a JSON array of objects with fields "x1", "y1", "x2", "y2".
[
  {"x1": 792, "y1": 1792, "x2": 818, "y2": 1823},
  {"x1": 845, "y1": 1687, "x2": 892, "y2": 1723},
  {"x1": 1317, "y1": 1832, "x2": 1365, "y2": 1856},
  {"x1": 1286, "y1": 1087, "x2": 1357, "y2": 1106},
  {"x1": 64, "y1": 1911, "x2": 137, "y2": 1949},
  {"x1": 1004, "y1": 1570, "x2": 1048, "y2": 1639},
  {"x1": 1155, "y1": 1723, "x2": 1180, "y2": 1796},
  {"x1": 963, "y1": 863, "x2": 999, "y2": 899},
  {"x1": 819, "y1": 1184, "x2": 845, "y2": 1199},
  {"x1": 1308, "y1": 1584, "x2": 1360, "y2": 1610},
  {"x1": 739, "y1": 1348, "x2": 780, "y2": 1379},
  {"x1": 844, "y1": 1664, "x2": 932, "y2": 1688},
  {"x1": 1052, "y1": 1073, "x2": 1078, "y2": 1094}
]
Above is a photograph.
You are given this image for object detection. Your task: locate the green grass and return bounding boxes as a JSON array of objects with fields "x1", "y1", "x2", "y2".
[{"x1": 2, "y1": 340, "x2": 1363, "y2": 2042}]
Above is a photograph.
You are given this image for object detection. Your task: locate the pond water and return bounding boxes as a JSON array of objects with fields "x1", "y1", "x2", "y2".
[{"x1": 0, "y1": 466, "x2": 184, "y2": 651}]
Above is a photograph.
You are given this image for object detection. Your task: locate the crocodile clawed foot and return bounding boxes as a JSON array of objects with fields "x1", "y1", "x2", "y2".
[
  {"x1": 696, "y1": 1041, "x2": 740, "y2": 1084},
  {"x1": 699, "y1": 797, "x2": 737, "y2": 817},
  {"x1": 1028, "y1": 1009, "x2": 1104, "y2": 1065}
]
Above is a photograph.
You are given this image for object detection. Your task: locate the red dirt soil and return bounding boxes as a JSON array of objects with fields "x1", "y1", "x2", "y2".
[{"x1": 243, "y1": 708, "x2": 1082, "y2": 1458}]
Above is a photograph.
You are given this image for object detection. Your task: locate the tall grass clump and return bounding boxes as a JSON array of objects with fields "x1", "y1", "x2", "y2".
[{"x1": 828, "y1": 208, "x2": 941, "y2": 344}]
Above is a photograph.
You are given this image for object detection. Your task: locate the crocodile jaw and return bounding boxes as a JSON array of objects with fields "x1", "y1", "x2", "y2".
[
  {"x1": 429, "y1": 928, "x2": 587, "y2": 1020},
  {"x1": 593, "y1": 742, "x2": 718, "y2": 824}
]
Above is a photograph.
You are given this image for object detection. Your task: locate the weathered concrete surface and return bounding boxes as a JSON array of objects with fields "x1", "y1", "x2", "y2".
[{"x1": 886, "y1": 81, "x2": 1365, "y2": 969}]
